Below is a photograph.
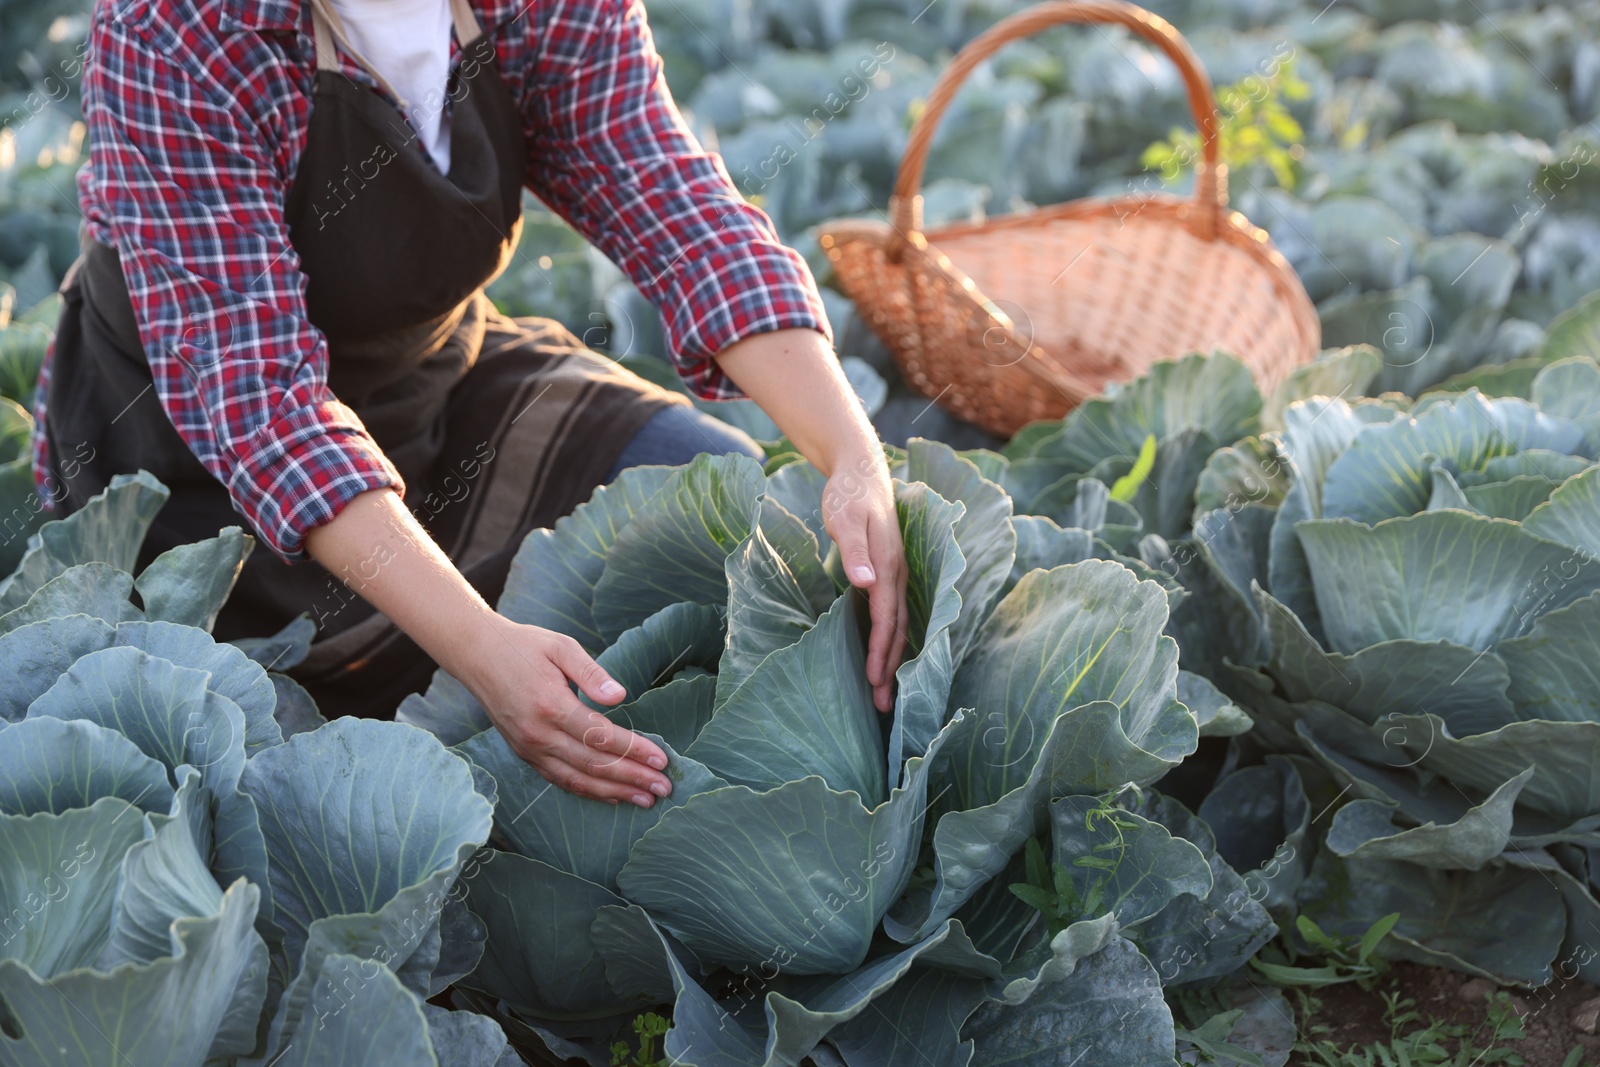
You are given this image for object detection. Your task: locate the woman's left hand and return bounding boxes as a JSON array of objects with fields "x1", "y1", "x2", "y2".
[
  {"x1": 822, "y1": 448, "x2": 908, "y2": 713},
  {"x1": 714, "y1": 328, "x2": 909, "y2": 714}
]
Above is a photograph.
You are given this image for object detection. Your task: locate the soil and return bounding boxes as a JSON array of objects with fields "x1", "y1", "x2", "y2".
[{"x1": 1287, "y1": 963, "x2": 1600, "y2": 1067}]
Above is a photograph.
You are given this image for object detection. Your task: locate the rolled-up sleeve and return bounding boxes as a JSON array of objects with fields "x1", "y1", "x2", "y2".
[
  {"x1": 519, "y1": 0, "x2": 831, "y2": 400},
  {"x1": 78, "y1": 14, "x2": 401, "y2": 560}
]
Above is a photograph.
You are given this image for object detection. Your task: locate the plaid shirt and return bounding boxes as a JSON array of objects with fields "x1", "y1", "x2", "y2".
[{"x1": 35, "y1": 0, "x2": 830, "y2": 561}]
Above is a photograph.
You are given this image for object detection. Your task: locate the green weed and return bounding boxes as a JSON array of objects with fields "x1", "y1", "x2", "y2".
[
  {"x1": 1173, "y1": 1007, "x2": 1265, "y2": 1066},
  {"x1": 1251, "y1": 913, "x2": 1398, "y2": 993},
  {"x1": 1142, "y1": 58, "x2": 1311, "y2": 189},
  {"x1": 1110, "y1": 434, "x2": 1158, "y2": 502},
  {"x1": 1007, "y1": 793, "x2": 1143, "y2": 935},
  {"x1": 1294, "y1": 986, "x2": 1532, "y2": 1066},
  {"x1": 609, "y1": 1012, "x2": 672, "y2": 1067}
]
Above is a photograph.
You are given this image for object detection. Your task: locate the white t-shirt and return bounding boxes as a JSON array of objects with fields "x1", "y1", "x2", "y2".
[{"x1": 325, "y1": 0, "x2": 456, "y2": 174}]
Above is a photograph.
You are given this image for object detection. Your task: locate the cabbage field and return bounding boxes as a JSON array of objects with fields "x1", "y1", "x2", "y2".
[{"x1": 6, "y1": 0, "x2": 1600, "y2": 1064}]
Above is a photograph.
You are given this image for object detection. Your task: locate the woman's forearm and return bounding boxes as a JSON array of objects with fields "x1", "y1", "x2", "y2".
[
  {"x1": 302, "y1": 488, "x2": 497, "y2": 680},
  {"x1": 713, "y1": 328, "x2": 883, "y2": 477},
  {"x1": 302, "y1": 488, "x2": 674, "y2": 805}
]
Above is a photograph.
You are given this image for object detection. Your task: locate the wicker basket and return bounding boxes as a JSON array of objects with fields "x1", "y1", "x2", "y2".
[{"x1": 819, "y1": 0, "x2": 1320, "y2": 438}]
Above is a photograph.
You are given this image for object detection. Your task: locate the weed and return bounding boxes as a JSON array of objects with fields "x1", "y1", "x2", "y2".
[
  {"x1": 1141, "y1": 58, "x2": 1311, "y2": 189},
  {"x1": 609, "y1": 1012, "x2": 672, "y2": 1067},
  {"x1": 1174, "y1": 1007, "x2": 1266, "y2": 1066},
  {"x1": 1110, "y1": 434, "x2": 1158, "y2": 502},
  {"x1": 1251, "y1": 913, "x2": 1398, "y2": 993},
  {"x1": 1292, "y1": 985, "x2": 1532, "y2": 1066},
  {"x1": 1007, "y1": 793, "x2": 1144, "y2": 935}
]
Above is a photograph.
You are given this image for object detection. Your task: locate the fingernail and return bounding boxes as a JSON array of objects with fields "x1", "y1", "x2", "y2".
[
  {"x1": 599, "y1": 680, "x2": 625, "y2": 701},
  {"x1": 649, "y1": 780, "x2": 671, "y2": 797},
  {"x1": 850, "y1": 564, "x2": 875, "y2": 583},
  {"x1": 631, "y1": 793, "x2": 653, "y2": 808},
  {"x1": 647, "y1": 754, "x2": 667, "y2": 770}
]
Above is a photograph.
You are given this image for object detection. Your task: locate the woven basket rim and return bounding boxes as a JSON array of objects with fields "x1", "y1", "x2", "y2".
[
  {"x1": 923, "y1": 194, "x2": 1310, "y2": 324},
  {"x1": 819, "y1": 196, "x2": 1321, "y2": 383}
]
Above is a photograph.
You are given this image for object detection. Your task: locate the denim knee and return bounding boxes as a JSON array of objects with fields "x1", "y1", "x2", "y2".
[{"x1": 607, "y1": 403, "x2": 766, "y2": 481}]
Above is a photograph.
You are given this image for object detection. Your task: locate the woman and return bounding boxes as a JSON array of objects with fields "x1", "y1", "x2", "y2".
[{"x1": 34, "y1": 0, "x2": 906, "y2": 809}]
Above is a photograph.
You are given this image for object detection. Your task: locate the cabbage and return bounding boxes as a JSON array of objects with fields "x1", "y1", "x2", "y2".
[
  {"x1": 1053, "y1": 350, "x2": 1600, "y2": 990},
  {"x1": 390, "y1": 446, "x2": 1279, "y2": 1065},
  {"x1": 0, "y1": 452, "x2": 1284, "y2": 1065},
  {"x1": 0, "y1": 474, "x2": 516, "y2": 1066}
]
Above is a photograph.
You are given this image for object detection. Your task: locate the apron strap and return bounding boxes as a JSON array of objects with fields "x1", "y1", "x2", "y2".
[
  {"x1": 308, "y1": 0, "x2": 340, "y2": 72},
  {"x1": 308, "y1": 0, "x2": 483, "y2": 80},
  {"x1": 451, "y1": 0, "x2": 484, "y2": 47},
  {"x1": 308, "y1": 0, "x2": 408, "y2": 105},
  {"x1": 307, "y1": 0, "x2": 483, "y2": 99}
]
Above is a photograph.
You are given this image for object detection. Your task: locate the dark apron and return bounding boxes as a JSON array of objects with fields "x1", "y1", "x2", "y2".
[{"x1": 44, "y1": 0, "x2": 682, "y2": 716}]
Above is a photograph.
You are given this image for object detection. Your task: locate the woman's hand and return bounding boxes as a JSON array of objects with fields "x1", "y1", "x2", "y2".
[
  {"x1": 714, "y1": 328, "x2": 909, "y2": 712},
  {"x1": 458, "y1": 616, "x2": 674, "y2": 806},
  {"x1": 305, "y1": 488, "x2": 672, "y2": 807},
  {"x1": 822, "y1": 450, "x2": 909, "y2": 712}
]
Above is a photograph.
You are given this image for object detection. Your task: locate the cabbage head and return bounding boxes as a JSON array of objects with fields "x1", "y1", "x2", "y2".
[
  {"x1": 1148, "y1": 353, "x2": 1600, "y2": 990},
  {"x1": 402, "y1": 445, "x2": 1271, "y2": 1066},
  {"x1": 0, "y1": 472, "x2": 516, "y2": 1066}
]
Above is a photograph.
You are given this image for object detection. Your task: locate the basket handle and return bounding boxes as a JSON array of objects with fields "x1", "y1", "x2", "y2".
[{"x1": 887, "y1": 0, "x2": 1225, "y2": 260}]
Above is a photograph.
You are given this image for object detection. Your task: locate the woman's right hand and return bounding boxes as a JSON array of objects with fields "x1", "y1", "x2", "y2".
[
  {"x1": 304, "y1": 488, "x2": 672, "y2": 809},
  {"x1": 459, "y1": 615, "x2": 674, "y2": 808}
]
